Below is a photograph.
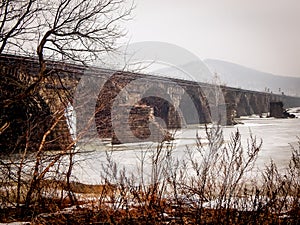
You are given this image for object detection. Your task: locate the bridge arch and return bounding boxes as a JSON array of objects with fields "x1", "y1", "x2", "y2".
[
  {"x1": 236, "y1": 93, "x2": 252, "y2": 116},
  {"x1": 0, "y1": 75, "x2": 70, "y2": 152},
  {"x1": 95, "y1": 72, "x2": 139, "y2": 138},
  {"x1": 179, "y1": 87, "x2": 211, "y2": 125},
  {"x1": 139, "y1": 86, "x2": 181, "y2": 129}
]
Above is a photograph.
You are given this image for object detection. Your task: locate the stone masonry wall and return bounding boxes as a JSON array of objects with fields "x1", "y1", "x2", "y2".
[{"x1": 1, "y1": 54, "x2": 300, "y2": 150}]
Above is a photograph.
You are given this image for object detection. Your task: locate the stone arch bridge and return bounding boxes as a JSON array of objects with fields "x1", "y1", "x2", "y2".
[{"x1": 1, "y1": 54, "x2": 300, "y2": 149}]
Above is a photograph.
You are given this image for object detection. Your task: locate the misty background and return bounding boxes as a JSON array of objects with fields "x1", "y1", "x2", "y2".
[{"x1": 121, "y1": 0, "x2": 300, "y2": 95}]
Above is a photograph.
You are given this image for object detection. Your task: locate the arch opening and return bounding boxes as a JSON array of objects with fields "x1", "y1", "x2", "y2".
[
  {"x1": 179, "y1": 89, "x2": 211, "y2": 125},
  {"x1": 138, "y1": 96, "x2": 181, "y2": 129}
]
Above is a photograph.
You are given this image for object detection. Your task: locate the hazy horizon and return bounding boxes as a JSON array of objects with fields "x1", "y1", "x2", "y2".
[{"x1": 124, "y1": 0, "x2": 300, "y2": 78}]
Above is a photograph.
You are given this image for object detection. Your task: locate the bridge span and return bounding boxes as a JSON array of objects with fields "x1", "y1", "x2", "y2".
[{"x1": 1, "y1": 54, "x2": 300, "y2": 150}]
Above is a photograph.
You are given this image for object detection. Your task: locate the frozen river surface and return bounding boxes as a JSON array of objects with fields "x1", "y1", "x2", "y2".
[{"x1": 73, "y1": 114, "x2": 300, "y2": 184}]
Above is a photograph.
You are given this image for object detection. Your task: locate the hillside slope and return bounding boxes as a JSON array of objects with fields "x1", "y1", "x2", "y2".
[{"x1": 204, "y1": 59, "x2": 300, "y2": 96}]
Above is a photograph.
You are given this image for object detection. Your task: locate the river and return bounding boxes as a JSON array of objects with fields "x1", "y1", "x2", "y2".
[{"x1": 72, "y1": 109, "x2": 300, "y2": 184}]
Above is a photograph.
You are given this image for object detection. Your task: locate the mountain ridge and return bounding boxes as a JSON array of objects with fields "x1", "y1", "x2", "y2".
[{"x1": 204, "y1": 59, "x2": 300, "y2": 97}]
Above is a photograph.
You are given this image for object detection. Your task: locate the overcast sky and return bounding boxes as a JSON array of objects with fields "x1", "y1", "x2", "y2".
[{"x1": 124, "y1": 0, "x2": 300, "y2": 77}]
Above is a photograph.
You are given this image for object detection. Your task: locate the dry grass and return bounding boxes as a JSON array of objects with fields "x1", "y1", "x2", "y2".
[{"x1": 1, "y1": 126, "x2": 300, "y2": 224}]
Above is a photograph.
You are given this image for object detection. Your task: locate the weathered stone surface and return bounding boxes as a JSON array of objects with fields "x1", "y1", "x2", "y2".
[
  {"x1": 269, "y1": 101, "x2": 296, "y2": 118},
  {"x1": 226, "y1": 103, "x2": 238, "y2": 125},
  {"x1": 1, "y1": 54, "x2": 300, "y2": 150},
  {"x1": 0, "y1": 55, "x2": 78, "y2": 153},
  {"x1": 111, "y1": 104, "x2": 172, "y2": 144},
  {"x1": 270, "y1": 102, "x2": 285, "y2": 118}
]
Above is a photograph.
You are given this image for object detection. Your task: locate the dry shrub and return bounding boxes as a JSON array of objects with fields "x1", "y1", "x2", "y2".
[{"x1": 1, "y1": 125, "x2": 300, "y2": 224}]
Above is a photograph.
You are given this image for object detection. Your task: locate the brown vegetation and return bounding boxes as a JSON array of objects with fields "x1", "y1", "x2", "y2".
[{"x1": 0, "y1": 126, "x2": 299, "y2": 224}]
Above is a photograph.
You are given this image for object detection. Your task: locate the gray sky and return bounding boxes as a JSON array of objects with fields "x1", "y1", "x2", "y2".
[{"x1": 124, "y1": 0, "x2": 300, "y2": 77}]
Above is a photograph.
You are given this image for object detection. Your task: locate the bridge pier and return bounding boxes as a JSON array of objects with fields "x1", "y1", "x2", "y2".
[{"x1": 1, "y1": 54, "x2": 300, "y2": 149}]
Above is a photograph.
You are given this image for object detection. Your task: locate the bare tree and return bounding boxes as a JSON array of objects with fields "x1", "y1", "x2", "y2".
[
  {"x1": 1, "y1": 0, "x2": 132, "y2": 59},
  {"x1": 0, "y1": 0, "x2": 40, "y2": 54},
  {"x1": 37, "y1": 0, "x2": 131, "y2": 62},
  {"x1": 0, "y1": 0, "x2": 133, "y2": 219},
  {"x1": 1, "y1": 0, "x2": 132, "y2": 101},
  {"x1": 1, "y1": 0, "x2": 133, "y2": 150}
]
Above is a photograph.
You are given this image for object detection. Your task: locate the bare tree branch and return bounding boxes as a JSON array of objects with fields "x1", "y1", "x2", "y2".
[{"x1": 0, "y1": 0, "x2": 40, "y2": 53}]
